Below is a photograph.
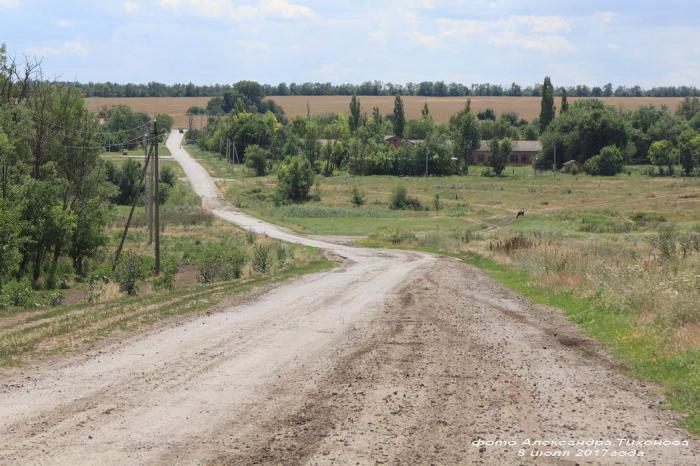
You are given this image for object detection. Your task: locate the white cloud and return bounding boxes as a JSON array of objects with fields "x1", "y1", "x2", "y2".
[
  {"x1": 594, "y1": 11, "x2": 614, "y2": 25},
  {"x1": 123, "y1": 1, "x2": 140, "y2": 13},
  {"x1": 0, "y1": 0, "x2": 20, "y2": 9},
  {"x1": 56, "y1": 19, "x2": 76, "y2": 28},
  {"x1": 159, "y1": 0, "x2": 317, "y2": 21},
  {"x1": 26, "y1": 41, "x2": 88, "y2": 57},
  {"x1": 427, "y1": 16, "x2": 573, "y2": 53}
]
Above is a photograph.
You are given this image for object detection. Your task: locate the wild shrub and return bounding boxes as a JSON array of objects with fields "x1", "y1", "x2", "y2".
[
  {"x1": 153, "y1": 257, "x2": 178, "y2": 291},
  {"x1": 433, "y1": 193, "x2": 441, "y2": 211},
  {"x1": 351, "y1": 185, "x2": 366, "y2": 206},
  {"x1": 489, "y1": 235, "x2": 533, "y2": 253},
  {"x1": 198, "y1": 246, "x2": 246, "y2": 283},
  {"x1": 389, "y1": 186, "x2": 422, "y2": 210},
  {"x1": 630, "y1": 212, "x2": 666, "y2": 228},
  {"x1": 252, "y1": 243, "x2": 272, "y2": 273},
  {"x1": 651, "y1": 227, "x2": 678, "y2": 260},
  {"x1": 584, "y1": 145, "x2": 624, "y2": 176},
  {"x1": 159, "y1": 165, "x2": 177, "y2": 187},
  {"x1": 2, "y1": 280, "x2": 35, "y2": 307},
  {"x1": 245, "y1": 231, "x2": 256, "y2": 244},
  {"x1": 114, "y1": 251, "x2": 150, "y2": 296},
  {"x1": 275, "y1": 243, "x2": 288, "y2": 263},
  {"x1": 48, "y1": 291, "x2": 65, "y2": 306}
]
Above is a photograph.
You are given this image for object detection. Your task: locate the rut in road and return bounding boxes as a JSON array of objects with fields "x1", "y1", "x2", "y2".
[{"x1": 0, "y1": 131, "x2": 696, "y2": 465}]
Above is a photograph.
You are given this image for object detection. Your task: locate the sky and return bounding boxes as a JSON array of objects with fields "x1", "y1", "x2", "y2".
[{"x1": 1, "y1": 0, "x2": 699, "y2": 87}]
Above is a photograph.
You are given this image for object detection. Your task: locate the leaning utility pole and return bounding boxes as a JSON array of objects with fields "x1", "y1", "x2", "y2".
[
  {"x1": 144, "y1": 129, "x2": 153, "y2": 244},
  {"x1": 153, "y1": 120, "x2": 161, "y2": 275}
]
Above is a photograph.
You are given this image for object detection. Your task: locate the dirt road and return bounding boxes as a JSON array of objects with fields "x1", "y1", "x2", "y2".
[{"x1": 0, "y1": 131, "x2": 696, "y2": 465}]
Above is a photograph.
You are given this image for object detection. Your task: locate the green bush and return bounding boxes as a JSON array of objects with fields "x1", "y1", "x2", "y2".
[
  {"x1": 351, "y1": 185, "x2": 366, "y2": 206},
  {"x1": 389, "y1": 185, "x2": 422, "y2": 210},
  {"x1": 276, "y1": 157, "x2": 315, "y2": 203},
  {"x1": 153, "y1": 257, "x2": 178, "y2": 291},
  {"x1": 159, "y1": 165, "x2": 177, "y2": 187},
  {"x1": 114, "y1": 250, "x2": 151, "y2": 296},
  {"x1": 198, "y1": 245, "x2": 247, "y2": 284},
  {"x1": 244, "y1": 144, "x2": 270, "y2": 176},
  {"x1": 252, "y1": 243, "x2": 272, "y2": 273},
  {"x1": 49, "y1": 291, "x2": 65, "y2": 306},
  {"x1": 584, "y1": 145, "x2": 624, "y2": 176},
  {"x1": 2, "y1": 279, "x2": 35, "y2": 307}
]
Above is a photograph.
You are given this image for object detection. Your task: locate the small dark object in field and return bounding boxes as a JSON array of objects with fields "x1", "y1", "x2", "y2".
[{"x1": 516, "y1": 209, "x2": 525, "y2": 219}]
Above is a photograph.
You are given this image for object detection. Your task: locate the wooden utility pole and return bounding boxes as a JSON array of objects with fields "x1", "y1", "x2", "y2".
[
  {"x1": 144, "y1": 129, "x2": 153, "y2": 244},
  {"x1": 112, "y1": 143, "x2": 153, "y2": 270},
  {"x1": 153, "y1": 120, "x2": 161, "y2": 275}
]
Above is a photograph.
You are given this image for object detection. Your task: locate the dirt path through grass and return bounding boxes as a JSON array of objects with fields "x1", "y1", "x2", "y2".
[{"x1": 0, "y1": 131, "x2": 696, "y2": 465}]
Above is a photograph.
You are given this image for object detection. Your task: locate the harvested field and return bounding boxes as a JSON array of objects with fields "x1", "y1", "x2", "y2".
[
  {"x1": 86, "y1": 96, "x2": 685, "y2": 126},
  {"x1": 85, "y1": 96, "x2": 210, "y2": 128},
  {"x1": 271, "y1": 95, "x2": 685, "y2": 122}
]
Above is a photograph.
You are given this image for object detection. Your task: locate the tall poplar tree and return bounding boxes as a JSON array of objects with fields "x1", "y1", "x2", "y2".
[
  {"x1": 393, "y1": 94, "x2": 405, "y2": 137},
  {"x1": 349, "y1": 93, "x2": 361, "y2": 133},
  {"x1": 540, "y1": 76, "x2": 555, "y2": 131}
]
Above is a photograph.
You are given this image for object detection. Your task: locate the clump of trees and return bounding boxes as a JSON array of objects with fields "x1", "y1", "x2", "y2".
[{"x1": 0, "y1": 46, "x2": 111, "y2": 292}]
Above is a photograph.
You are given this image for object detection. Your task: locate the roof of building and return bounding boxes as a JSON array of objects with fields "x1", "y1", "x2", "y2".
[{"x1": 476, "y1": 140, "x2": 543, "y2": 152}]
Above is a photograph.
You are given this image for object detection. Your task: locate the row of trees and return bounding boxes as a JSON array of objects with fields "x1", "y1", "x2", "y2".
[
  {"x1": 191, "y1": 76, "x2": 700, "y2": 191},
  {"x1": 537, "y1": 81, "x2": 700, "y2": 176},
  {"x1": 63, "y1": 80, "x2": 700, "y2": 98}
]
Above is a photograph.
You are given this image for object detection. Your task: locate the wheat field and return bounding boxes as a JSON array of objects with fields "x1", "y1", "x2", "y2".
[{"x1": 86, "y1": 95, "x2": 685, "y2": 126}]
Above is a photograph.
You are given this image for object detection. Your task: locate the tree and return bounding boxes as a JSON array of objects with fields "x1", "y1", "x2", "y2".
[
  {"x1": 393, "y1": 94, "x2": 405, "y2": 137},
  {"x1": 488, "y1": 138, "x2": 509, "y2": 176},
  {"x1": 538, "y1": 99, "x2": 628, "y2": 169},
  {"x1": 678, "y1": 129, "x2": 699, "y2": 176},
  {"x1": 421, "y1": 103, "x2": 430, "y2": 118},
  {"x1": 477, "y1": 108, "x2": 496, "y2": 120},
  {"x1": 0, "y1": 200, "x2": 21, "y2": 289},
  {"x1": 540, "y1": 76, "x2": 555, "y2": 131},
  {"x1": 244, "y1": 144, "x2": 270, "y2": 176},
  {"x1": 276, "y1": 157, "x2": 315, "y2": 203},
  {"x1": 648, "y1": 140, "x2": 676, "y2": 175},
  {"x1": 560, "y1": 88, "x2": 569, "y2": 113},
  {"x1": 349, "y1": 94, "x2": 361, "y2": 133},
  {"x1": 584, "y1": 145, "x2": 624, "y2": 176},
  {"x1": 449, "y1": 102, "x2": 480, "y2": 174}
]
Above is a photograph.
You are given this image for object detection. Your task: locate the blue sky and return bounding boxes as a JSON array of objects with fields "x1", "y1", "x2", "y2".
[{"x1": 2, "y1": 0, "x2": 699, "y2": 87}]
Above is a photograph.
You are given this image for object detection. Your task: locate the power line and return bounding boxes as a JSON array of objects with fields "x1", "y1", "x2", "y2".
[
  {"x1": 12, "y1": 131, "x2": 145, "y2": 150},
  {"x1": 26, "y1": 113, "x2": 149, "y2": 137}
]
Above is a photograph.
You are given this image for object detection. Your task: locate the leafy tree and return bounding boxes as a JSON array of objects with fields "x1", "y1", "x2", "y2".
[
  {"x1": 488, "y1": 138, "x2": 509, "y2": 176},
  {"x1": 560, "y1": 88, "x2": 569, "y2": 113},
  {"x1": 244, "y1": 144, "x2": 270, "y2": 176},
  {"x1": 276, "y1": 157, "x2": 315, "y2": 203},
  {"x1": 540, "y1": 76, "x2": 555, "y2": 131},
  {"x1": 648, "y1": 140, "x2": 676, "y2": 175},
  {"x1": 392, "y1": 94, "x2": 405, "y2": 137},
  {"x1": 678, "y1": 129, "x2": 699, "y2": 175},
  {"x1": 371, "y1": 106, "x2": 382, "y2": 126},
  {"x1": 159, "y1": 165, "x2": 176, "y2": 187},
  {"x1": 349, "y1": 94, "x2": 361, "y2": 133},
  {"x1": 584, "y1": 145, "x2": 624, "y2": 176},
  {"x1": 477, "y1": 108, "x2": 496, "y2": 121},
  {"x1": 449, "y1": 102, "x2": 480, "y2": 174},
  {"x1": 421, "y1": 103, "x2": 430, "y2": 118},
  {"x1": 538, "y1": 99, "x2": 628, "y2": 169},
  {"x1": 0, "y1": 200, "x2": 21, "y2": 289}
]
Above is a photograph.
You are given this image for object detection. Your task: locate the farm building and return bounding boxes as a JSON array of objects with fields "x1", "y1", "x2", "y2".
[
  {"x1": 383, "y1": 135, "x2": 423, "y2": 148},
  {"x1": 473, "y1": 140, "x2": 542, "y2": 165}
]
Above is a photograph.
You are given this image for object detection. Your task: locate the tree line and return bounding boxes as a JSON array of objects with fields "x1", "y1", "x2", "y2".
[
  {"x1": 190, "y1": 76, "x2": 700, "y2": 193},
  {"x1": 62, "y1": 80, "x2": 700, "y2": 98}
]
